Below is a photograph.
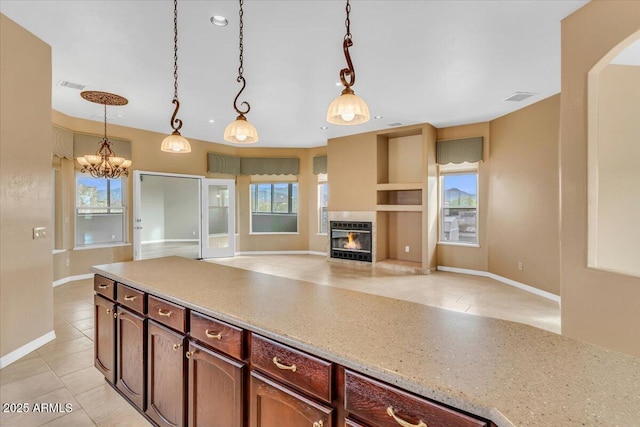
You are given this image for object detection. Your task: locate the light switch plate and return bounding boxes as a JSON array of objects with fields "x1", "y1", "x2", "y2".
[{"x1": 33, "y1": 227, "x2": 47, "y2": 240}]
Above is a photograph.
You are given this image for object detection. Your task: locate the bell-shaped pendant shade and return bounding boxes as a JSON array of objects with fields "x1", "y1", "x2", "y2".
[
  {"x1": 326, "y1": 92, "x2": 370, "y2": 125},
  {"x1": 224, "y1": 116, "x2": 259, "y2": 144},
  {"x1": 161, "y1": 132, "x2": 192, "y2": 153}
]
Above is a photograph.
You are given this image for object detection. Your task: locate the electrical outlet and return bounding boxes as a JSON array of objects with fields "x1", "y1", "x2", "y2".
[
  {"x1": 108, "y1": 252, "x2": 114, "y2": 261},
  {"x1": 405, "y1": 246, "x2": 410, "y2": 253},
  {"x1": 192, "y1": 230, "x2": 196, "y2": 236},
  {"x1": 32, "y1": 227, "x2": 47, "y2": 240},
  {"x1": 65, "y1": 258, "x2": 70, "y2": 267},
  {"x1": 518, "y1": 262, "x2": 523, "y2": 271}
]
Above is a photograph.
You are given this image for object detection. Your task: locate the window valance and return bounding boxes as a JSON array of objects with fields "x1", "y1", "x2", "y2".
[
  {"x1": 52, "y1": 126, "x2": 74, "y2": 159},
  {"x1": 73, "y1": 133, "x2": 131, "y2": 160},
  {"x1": 313, "y1": 155, "x2": 328, "y2": 175},
  {"x1": 207, "y1": 153, "x2": 299, "y2": 175},
  {"x1": 436, "y1": 137, "x2": 483, "y2": 165}
]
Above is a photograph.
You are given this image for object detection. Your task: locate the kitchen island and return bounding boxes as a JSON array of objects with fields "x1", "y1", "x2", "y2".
[{"x1": 92, "y1": 256, "x2": 639, "y2": 427}]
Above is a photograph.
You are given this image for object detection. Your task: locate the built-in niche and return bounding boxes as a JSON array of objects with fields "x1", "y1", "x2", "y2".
[{"x1": 587, "y1": 30, "x2": 640, "y2": 278}]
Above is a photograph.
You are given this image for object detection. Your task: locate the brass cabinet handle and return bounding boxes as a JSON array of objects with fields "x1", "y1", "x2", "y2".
[
  {"x1": 124, "y1": 295, "x2": 137, "y2": 301},
  {"x1": 272, "y1": 357, "x2": 297, "y2": 373},
  {"x1": 113, "y1": 312, "x2": 119, "y2": 318},
  {"x1": 172, "y1": 343, "x2": 182, "y2": 351},
  {"x1": 386, "y1": 407, "x2": 427, "y2": 427},
  {"x1": 313, "y1": 422, "x2": 324, "y2": 427},
  {"x1": 185, "y1": 350, "x2": 197, "y2": 359},
  {"x1": 158, "y1": 308, "x2": 172, "y2": 317},
  {"x1": 106, "y1": 308, "x2": 111, "y2": 314},
  {"x1": 205, "y1": 330, "x2": 222, "y2": 340},
  {"x1": 98, "y1": 284, "x2": 108, "y2": 289}
]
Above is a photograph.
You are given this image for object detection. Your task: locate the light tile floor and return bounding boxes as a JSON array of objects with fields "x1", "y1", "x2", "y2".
[{"x1": 0, "y1": 254, "x2": 560, "y2": 426}]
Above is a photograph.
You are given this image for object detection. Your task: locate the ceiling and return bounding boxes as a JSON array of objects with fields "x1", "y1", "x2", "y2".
[{"x1": 1, "y1": 0, "x2": 590, "y2": 148}]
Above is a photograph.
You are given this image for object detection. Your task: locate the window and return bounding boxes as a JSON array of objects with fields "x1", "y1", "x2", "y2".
[
  {"x1": 318, "y1": 174, "x2": 328, "y2": 234},
  {"x1": 440, "y1": 168, "x2": 477, "y2": 244},
  {"x1": 250, "y1": 182, "x2": 298, "y2": 233},
  {"x1": 75, "y1": 174, "x2": 126, "y2": 246}
]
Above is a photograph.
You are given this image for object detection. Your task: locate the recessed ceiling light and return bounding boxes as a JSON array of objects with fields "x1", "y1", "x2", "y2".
[
  {"x1": 335, "y1": 82, "x2": 342, "y2": 87},
  {"x1": 374, "y1": 115, "x2": 383, "y2": 119},
  {"x1": 320, "y1": 126, "x2": 329, "y2": 130},
  {"x1": 209, "y1": 119, "x2": 215, "y2": 123},
  {"x1": 116, "y1": 114, "x2": 124, "y2": 118},
  {"x1": 210, "y1": 16, "x2": 228, "y2": 27}
]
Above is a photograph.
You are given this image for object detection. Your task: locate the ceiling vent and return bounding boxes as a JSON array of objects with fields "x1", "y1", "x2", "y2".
[
  {"x1": 387, "y1": 122, "x2": 403, "y2": 127},
  {"x1": 58, "y1": 80, "x2": 87, "y2": 90},
  {"x1": 504, "y1": 92, "x2": 537, "y2": 102}
]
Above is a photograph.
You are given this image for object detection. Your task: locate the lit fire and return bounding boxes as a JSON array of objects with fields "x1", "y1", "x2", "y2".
[{"x1": 344, "y1": 232, "x2": 361, "y2": 250}]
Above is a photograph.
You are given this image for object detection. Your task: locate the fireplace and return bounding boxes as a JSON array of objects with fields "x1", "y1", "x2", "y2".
[{"x1": 330, "y1": 221, "x2": 372, "y2": 262}]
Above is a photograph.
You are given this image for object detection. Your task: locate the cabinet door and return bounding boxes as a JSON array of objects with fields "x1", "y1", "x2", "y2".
[
  {"x1": 147, "y1": 320, "x2": 186, "y2": 427},
  {"x1": 187, "y1": 341, "x2": 244, "y2": 427},
  {"x1": 116, "y1": 306, "x2": 146, "y2": 410},
  {"x1": 94, "y1": 294, "x2": 116, "y2": 384},
  {"x1": 250, "y1": 371, "x2": 332, "y2": 427}
]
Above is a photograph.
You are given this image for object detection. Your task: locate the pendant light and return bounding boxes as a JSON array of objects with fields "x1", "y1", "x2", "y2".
[
  {"x1": 326, "y1": 0, "x2": 370, "y2": 125},
  {"x1": 77, "y1": 91, "x2": 131, "y2": 179},
  {"x1": 160, "y1": 0, "x2": 191, "y2": 153},
  {"x1": 224, "y1": 0, "x2": 258, "y2": 144}
]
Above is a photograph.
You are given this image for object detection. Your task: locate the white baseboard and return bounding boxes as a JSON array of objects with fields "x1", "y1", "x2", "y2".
[
  {"x1": 142, "y1": 239, "x2": 199, "y2": 244},
  {"x1": 53, "y1": 273, "x2": 94, "y2": 287},
  {"x1": 436, "y1": 266, "x2": 561, "y2": 303},
  {"x1": 235, "y1": 250, "x2": 325, "y2": 256},
  {"x1": 0, "y1": 330, "x2": 56, "y2": 369}
]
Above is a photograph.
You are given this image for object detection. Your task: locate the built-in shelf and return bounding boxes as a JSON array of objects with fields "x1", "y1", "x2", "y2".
[
  {"x1": 376, "y1": 205, "x2": 423, "y2": 212},
  {"x1": 376, "y1": 182, "x2": 423, "y2": 191}
]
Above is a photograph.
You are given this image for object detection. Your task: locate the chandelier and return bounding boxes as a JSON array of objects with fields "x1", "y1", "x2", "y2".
[
  {"x1": 326, "y1": 0, "x2": 370, "y2": 125},
  {"x1": 224, "y1": 0, "x2": 259, "y2": 144},
  {"x1": 76, "y1": 91, "x2": 131, "y2": 178},
  {"x1": 160, "y1": 0, "x2": 191, "y2": 153}
]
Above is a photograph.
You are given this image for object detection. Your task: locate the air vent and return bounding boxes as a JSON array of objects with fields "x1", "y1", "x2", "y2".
[
  {"x1": 58, "y1": 80, "x2": 87, "y2": 90},
  {"x1": 504, "y1": 92, "x2": 537, "y2": 102},
  {"x1": 387, "y1": 122, "x2": 403, "y2": 127}
]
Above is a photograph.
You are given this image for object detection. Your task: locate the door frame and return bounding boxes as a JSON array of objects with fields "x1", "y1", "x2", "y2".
[
  {"x1": 133, "y1": 171, "x2": 204, "y2": 260},
  {"x1": 201, "y1": 178, "x2": 236, "y2": 259}
]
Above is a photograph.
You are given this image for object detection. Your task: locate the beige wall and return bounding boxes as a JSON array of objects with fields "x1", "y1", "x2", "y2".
[
  {"x1": 592, "y1": 64, "x2": 640, "y2": 277},
  {"x1": 560, "y1": 0, "x2": 640, "y2": 356},
  {"x1": 488, "y1": 95, "x2": 561, "y2": 295},
  {"x1": 51, "y1": 111, "x2": 328, "y2": 278},
  {"x1": 1, "y1": 14, "x2": 54, "y2": 359},
  {"x1": 436, "y1": 123, "x2": 490, "y2": 271}
]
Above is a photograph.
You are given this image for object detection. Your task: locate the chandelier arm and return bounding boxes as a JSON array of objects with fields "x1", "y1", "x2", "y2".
[{"x1": 170, "y1": 98, "x2": 183, "y2": 132}]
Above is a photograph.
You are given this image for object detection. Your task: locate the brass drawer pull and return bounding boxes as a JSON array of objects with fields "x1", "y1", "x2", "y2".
[
  {"x1": 124, "y1": 295, "x2": 137, "y2": 301},
  {"x1": 98, "y1": 284, "x2": 108, "y2": 289},
  {"x1": 185, "y1": 350, "x2": 197, "y2": 359},
  {"x1": 113, "y1": 312, "x2": 119, "y2": 318},
  {"x1": 313, "y1": 422, "x2": 324, "y2": 427},
  {"x1": 205, "y1": 330, "x2": 222, "y2": 340},
  {"x1": 106, "y1": 308, "x2": 111, "y2": 314},
  {"x1": 172, "y1": 343, "x2": 182, "y2": 351},
  {"x1": 158, "y1": 308, "x2": 172, "y2": 317},
  {"x1": 386, "y1": 406, "x2": 427, "y2": 427},
  {"x1": 272, "y1": 357, "x2": 297, "y2": 373}
]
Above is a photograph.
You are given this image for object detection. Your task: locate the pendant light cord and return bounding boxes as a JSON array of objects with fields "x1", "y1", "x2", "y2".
[
  {"x1": 340, "y1": 0, "x2": 356, "y2": 92},
  {"x1": 233, "y1": 0, "x2": 250, "y2": 116},
  {"x1": 169, "y1": 0, "x2": 183, "y2": 133}
]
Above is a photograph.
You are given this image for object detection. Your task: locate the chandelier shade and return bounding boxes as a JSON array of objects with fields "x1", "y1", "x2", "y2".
[
  {"x1": 76, "y1": 91, "x2": 131, "y2": 179},
  {"x1": 327, "y1": 0, "x2": 370, "y2": 126},
  {"x1": 161, "y1": 0, "x2": 191, "y2": 153},
  {"x1": 224, "y1": 115, "x2": 259, "y2": 144}
]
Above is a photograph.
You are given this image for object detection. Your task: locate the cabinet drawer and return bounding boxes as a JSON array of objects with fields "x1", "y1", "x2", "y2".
[
  {"x1": 190, "y1": 311, "x2": 243, "y2": 360},
  {"x1": 345, "y1": 370, "x2": 487, "y2": 427},
  {"x1": 148, "y1": 295, "x2": 186, "y2": 334},
  {"x1": 251, "y1": 334, "x2": 332, "y2": 403},
  {"x1": 94, "y1": 275, "x2": 115, "y2": 300},
  {"x1": 345, "y1": 418, "x2": 369, "y2": 427},
  {"x1": 116, "y1": 284, "x2": 146, "y2": 314}
]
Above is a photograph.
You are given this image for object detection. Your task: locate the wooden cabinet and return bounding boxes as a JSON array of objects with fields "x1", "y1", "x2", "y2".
[
  {"x1": 250, "y1": 371, "x2": 333, "y2": 427},
  {"x1": 146, "y1": 320, "x2": 186, "y2": 427},
  {"x1": 190, "y1": 310, "x2": 244, "y2": 360},
  {"x1": 187, "y1": 341, "x2": 244, "y2": 427},
  {"x1": 115, "y1": 305, "x2": 146, "y2": 410},
  {"x1": 94, "y1": 294, "x2": 116, "y2": 384},
  {"x1": 344, "y1": 370, "x2": 487, "y2": 427}
]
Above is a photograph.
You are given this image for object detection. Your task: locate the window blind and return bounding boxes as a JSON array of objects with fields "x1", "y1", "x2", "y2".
[
  {"x1": 436, "y1": 137, "x2": 483, "y2": 165},
  {"x1": 313, "y1": 155, "x2": 328, "y2": 175},
  {"x1": 207, "y1": 153, "x2": 241, "y2": 175},
  {"x1": 52, "y1": 126, "x2": 74, "y2": 159}
]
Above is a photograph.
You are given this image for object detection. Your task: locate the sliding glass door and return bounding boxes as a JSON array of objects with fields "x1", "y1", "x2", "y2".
[{"x1": 201, "y1": 179, "x2": 235, "y2": 258}]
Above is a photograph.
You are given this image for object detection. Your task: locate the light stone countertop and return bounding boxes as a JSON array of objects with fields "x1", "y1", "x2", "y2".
[{"x1": 92, "y1": 257, "x2": 640, "y2": 427}]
